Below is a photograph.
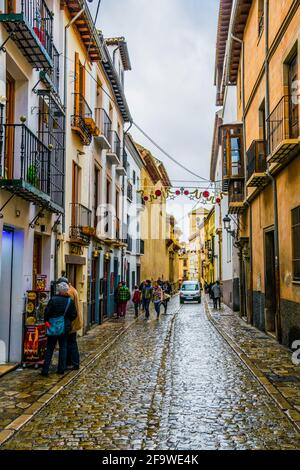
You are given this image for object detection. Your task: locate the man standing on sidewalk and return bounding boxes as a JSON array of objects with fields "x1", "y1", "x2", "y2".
[{"x1": 211, "y1": 281, "x2": 222, "y2": 310}]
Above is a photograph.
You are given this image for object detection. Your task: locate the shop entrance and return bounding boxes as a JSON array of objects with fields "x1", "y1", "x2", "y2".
[
  {"x1": 0, "y1": 228, "x2": 14, "y2": 363},
  {"x1": 66, "y1": 264, "x2": 78, "y2": 290},
  {"x1": 265, "y1": 229, "x2": 276, "y2": 334}
]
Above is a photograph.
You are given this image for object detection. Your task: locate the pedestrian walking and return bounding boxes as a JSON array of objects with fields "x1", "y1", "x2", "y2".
[
  {"x1": 139, "y1": 280, "x2": 146, "y2": 311},
  {"x1": 117, "y1": 281, "x2": 131, "y2": 318},
  {"x1": 142, "y1": 280, "x2": 153, "y2": 320},
  {"x1": 114, "y1": 281, "x2": 122, "y2": 317},
  {"x1": 212, "y1": 281, "x2": 222, "y2": 310},
  {"x1": 57, "y1": 277, "x2": 82, "y2": 371},
  {"x1": 153, "y1": 281, "x2": 163, "y2": 319},
  {"x1": 162, "y1": 281, "x2": 171, "y2": 314},
  {"x1": 132, "y1": 285, "x2": 141, "y2": 318},
  {"x1": 41, "y1": 282, "x2": 77, "y2": 377}
]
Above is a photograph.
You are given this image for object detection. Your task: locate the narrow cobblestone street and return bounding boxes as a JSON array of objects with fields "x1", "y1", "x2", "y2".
[{"x1": 2, "y1": 296, "x2": 300, "y2": 450}]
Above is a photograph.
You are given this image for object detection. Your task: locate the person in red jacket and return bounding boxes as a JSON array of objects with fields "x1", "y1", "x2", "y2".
[{"x1": 132, "y1": 285, "x2": 141, "y2": 318}]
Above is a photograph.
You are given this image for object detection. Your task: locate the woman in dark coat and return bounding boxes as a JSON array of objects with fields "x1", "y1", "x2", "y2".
[{"x1": 41, "y1": 282, "x2": 77, "y2": 377}]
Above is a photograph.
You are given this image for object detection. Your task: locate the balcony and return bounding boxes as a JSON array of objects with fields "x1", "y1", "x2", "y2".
[
  {"x1": 0, "y1": 121, "x2": 63, "y2": 213},
  {"x1": 127, "y1": 181, "x2": 133, "y2": 202},
  {"x1": 94, "y1": 108, "x2": 111, "y2": 149},
  {"x1": 116, "y1": 150, "x2": 127, "y2": 176},
  {"x1": 221, "y1": 124, "x2": 244, "y2": 183},
  {"x1": 228, "y1": 181, "x2": 245, "y2": 215},
  {"x1": 0, "y1": 0, "x2": 53, "y2": 69},
  {"x1": 107, "y1": 131, "x2": 121, "y2": 165},
  {"x1": 39, "y1": 45, "x2": 60, "y2": 95},
  {"x1": 136, "y1": 192, "x2": 145, "y2": 211},
  {"x1": 69, "y1": 203, "x2": 94, "y2": 245},
  {"x1": 71, "y1": 93, "x2": 94, "y2": 146},
  {"x1": 246, "y1": 140, "x2": 268, "y2": 188},
  {"x1": 267, "y1": 95, "x2": 300, "y2": 165}
]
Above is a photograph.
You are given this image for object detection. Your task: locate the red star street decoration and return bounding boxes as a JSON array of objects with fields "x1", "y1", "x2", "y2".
[{"x1": 137, "y1": 187, "x2": 224, "y2": 205}]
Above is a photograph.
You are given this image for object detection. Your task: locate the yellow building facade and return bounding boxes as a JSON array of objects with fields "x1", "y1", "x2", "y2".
[
  {"x1": 204, "y1": 207, "x2": 216, "y2": 284},
  {"x1": 224, "y1": 0, "x2": 300, "y2": 346},
  {"x1": 136, "y1": 144, "x2": 180, "y2": 287}
]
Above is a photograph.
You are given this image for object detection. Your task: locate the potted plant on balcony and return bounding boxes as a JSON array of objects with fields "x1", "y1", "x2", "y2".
[{"x1": 27, "y1": 165, "x2": 39, "y2": 188}]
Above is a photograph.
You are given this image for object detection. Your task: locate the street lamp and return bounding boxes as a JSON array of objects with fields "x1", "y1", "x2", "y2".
[{"x1": 223, "y1": 215, "x2": 235, "y2": 238}]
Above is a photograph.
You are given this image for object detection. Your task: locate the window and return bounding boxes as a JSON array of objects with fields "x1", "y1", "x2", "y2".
[
  {"x1": 288, "y1": 52, "x2": 298, "y2": 139},
  {"x1": 258, "y1": 0, "x2": 264, "y2": 37},
  {"x1": 133, "y1": 170, "x2": 136, "y2": 185},
  {"x1": 292, "y1": 206, "x2": 300, "y2": 281},
  {"x1": 222, "y1": 125, "x2": 243, "y2": 180}
]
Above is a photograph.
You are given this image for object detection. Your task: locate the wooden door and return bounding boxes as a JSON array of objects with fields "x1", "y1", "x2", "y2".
[
  {"x1": 265, "y1": 230, "x2": 276, "y2": 333},
  {"x1": 6, "y1": 1, "x2": 16, "y2": 13},
  {"x1": 5, "y1": 73, "x2": 15, "y2": 179}
]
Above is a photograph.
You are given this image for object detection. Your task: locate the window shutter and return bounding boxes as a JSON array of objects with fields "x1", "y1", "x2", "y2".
[{"x1": 74, "y1": 52, "x2": 80, "y2": 115}]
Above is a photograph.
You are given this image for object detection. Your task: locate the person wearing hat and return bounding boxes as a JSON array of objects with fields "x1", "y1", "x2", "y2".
[
  {"x1": 57, "y1": 276, "x2": 82, "y2": 370},
  {"x1": 41, "y1": 282, "x2": 77, "y2": 376}
]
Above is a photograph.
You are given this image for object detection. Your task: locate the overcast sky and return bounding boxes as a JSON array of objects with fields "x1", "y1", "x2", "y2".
[{"x1": 91, "y1": 0, "x2": 219, "y2": 239}]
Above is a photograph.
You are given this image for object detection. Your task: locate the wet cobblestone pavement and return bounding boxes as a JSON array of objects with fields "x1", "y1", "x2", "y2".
[
  {"x1": 2, "y1": 297, "x2": 300, "y2": 450},
  {"x1": 206, "y1": 298, "x2": 300, "y2": 418},
  {"x1": 0, "y1": 314, "x2": 136, "y2": 433}
]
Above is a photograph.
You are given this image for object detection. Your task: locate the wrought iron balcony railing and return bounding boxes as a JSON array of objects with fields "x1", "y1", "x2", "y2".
[
  {"x1": 0, "y1": 0, "x2": 53, "y2": 69},
  {"x1": 94, "y1": 108, "x2": 111, "y2": 141},
  {"x1": 70, "y1": 203, "x2": 93, "y2": 244},
  {"x1": 108, "y1": 130, "x2": 121, "y2": 161},
  {"x1": 0, "y1": 121, "x2": 63, "y2": 211},
  {"x1": 267, "y1": 95, "x2": 299, "y2": 161},
  {"x1": 71, "y1": 93, "x2": 93, "y2": 145},
  {"x1": 247, "y1": 140, "x2": 267, "y2": 181}
]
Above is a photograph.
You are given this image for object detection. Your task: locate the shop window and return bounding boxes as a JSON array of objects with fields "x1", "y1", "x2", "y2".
[{"x1": 292, "y1": 206, "x2": 300, "y2": 281}]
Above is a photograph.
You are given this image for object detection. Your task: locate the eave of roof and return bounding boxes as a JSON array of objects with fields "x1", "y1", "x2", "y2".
[
  {"x1": 215, "y1": 0, "x2": 233, "y2": 83},
  {"x1": 63, "y1": 0, "x2": 106, "y2": 62},
  {"x1": 135, "y1": 143, "x2": 164, "y2": 185},
  {"x1": 227, "y1": 0, "x2": 253, "y2": 84},
  {"x1": 105, "y1": 37, "x2": 132, "y2": 71},
  {"x1": 210, "y1": 112, "x2": 223, "y2": 181},
  {"x1": 101, "y1": 41, "x2": 132, "y2": 122}
]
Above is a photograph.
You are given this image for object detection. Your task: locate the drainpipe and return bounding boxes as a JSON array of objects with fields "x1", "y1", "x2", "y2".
[
  {"x1": 264, "y1": 0, "x2": 281, "y2": 342},
  {"x1": 231, "y1": 34, "x2": 253, "y2": 322},
  {"x1": 62, "y1": 7, "x2": 85, "y2": 237},
  {"x1": 244, "y1": 200, "x2": 253, "y2": 323}
]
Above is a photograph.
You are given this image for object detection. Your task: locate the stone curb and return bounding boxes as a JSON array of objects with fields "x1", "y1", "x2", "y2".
[
  {"x1": 0, "y1": 316, "x2": 139, "y2": 448},
  {"x1": 204, "y1": 297, "x2": 300, "y2": 434}
]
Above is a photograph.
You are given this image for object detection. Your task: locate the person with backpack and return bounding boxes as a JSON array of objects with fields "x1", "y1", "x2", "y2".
[
  {"x1": 142, "y1": 280, "x2": 153, "y2": 320},
  {"x1": 41, "y1": 282, "x2": 77, "y2": 377},
  {"x1": 132, "y1": 285, "x2": 141, "y2": 318},
  {"x1": 117, "y1": 281, "x2": 131, "y2": 318}
]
